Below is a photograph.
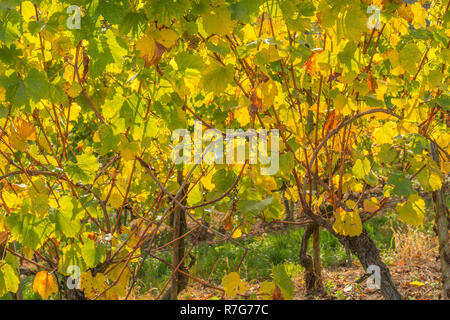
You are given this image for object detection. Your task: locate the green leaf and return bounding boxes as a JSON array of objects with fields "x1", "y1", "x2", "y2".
[
  {"x1": 28, "y1": 188, "x2": 49, "y2": 217},
  {"x1": 387, "y1": 172, "x2": 413, "y2": 197},
  {"x1": 297, "y1": 1, "x2": 316, "y2": 16},
  {"x1": 144, "y1": 0, "x2": 190, "y2": 25},
  {"x1": 206, "y1": 41, "x2": 231, "y2": 56},
  {"x1": 376, "y1": 144, "x2": 397, "y2": 164},
  {"x1": 5, "y1": 252, "x2": 18, "y2": 270},
  {"x1": 365, "y1": 172, "x2": 378, "y2": 187},
  {"x1": 0, "y1": 8, "x2": 21, "y2": 44},
  {"x1": 279, "y1": 152, "x2": 294, "y2": 177},
  {"x1": 399, "y1": 43, "x2": 421, "y2": 75},
  {"x1": 28, "y1": 21, "x2": 46, "y2": 35},
  {"x1": 0, "y1": 263, "x2": 19, "y2": 297},
  {"x1": 212, "y1": 169, "x2": 237, "y2": 193},
  {"x1": 0, "y1": 68, "x2": 49, "y2": 108},
  {"x1": 263, "y1": 195, "x2": 283, "y2": 221},
  {"x1": 97, "y1": 0, "x2": 127, "y2": 25},
  {"x1": 229, "y1": 0, "x2": 262, "y2": 23},
  {"x1": 88, "y1": 29, "x2": 127, "y2": 77},
  {"x1": 0, "y1": 44, "x2": 21, "y2": 65},
  {"x1": 58, "y1": 243, "x2": 87, "y2": 275},
  {"x1": 337, "y1": 41, "x2": 357, "y2": 70},
  {"x1": 24, "y1": 69, "x2": 50, "y2": 103},
  {"x1": 81, "y1": 239, "x2": 106, "y2": 269},
  {"x1": 153, "y1": 100, "x2": 186, "y2": 131},
  {"x1": 98, "y1": 124, "x2": 120, "y2": 155},
  {"x1": 272, "y1": 265, "x2": 294, "y2": 300},
  {"x1": 202, "y1": 6, "x2": 233, "y2": 36},
  {"x1": 66, "y1": 153, "x2": 99, "y2": 185},
  {"x1": 55, "y1": 195, "x2": 82, "y2": 239},
  {"x1": 7, "y1": 213, "x2": 53, "y2": 250},
  {"x1": 175, "y1": 52, "x2": 204, "y2": 71},
  {"x1": 238, "y1": 196, "x2": 273, "y2": 214},
  {"x1": 435, "y1": 95, "x2": 449, "y2": 111},
  {"x1": 200, "y1": 62, "x2": 234, "y2": 94},
  {"x1": 343, "y1": 4, "x2": 366, "y2": 42}
]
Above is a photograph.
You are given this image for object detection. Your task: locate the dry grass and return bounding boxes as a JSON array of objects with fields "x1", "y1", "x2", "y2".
[{"x1": 391, "y1": 225, "x2": 438, "y2": 265}]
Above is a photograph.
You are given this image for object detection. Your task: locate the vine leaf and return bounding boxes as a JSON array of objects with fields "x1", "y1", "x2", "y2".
[
  {"x1": 333, "y1": 206, "x2": 363, "y2": 237},
  {"x1": 222, "y1": 272, "x2": 249, "y2": 298},
  {"x1": 33, "y1": 271, "x2": 58, "y2": 300},
  {"x1": 396, "y1": 193, "x2": 425, "y2": 227}
]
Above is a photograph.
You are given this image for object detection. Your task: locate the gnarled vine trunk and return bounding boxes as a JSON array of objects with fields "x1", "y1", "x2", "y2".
[
  {"x1": 430, "y1": 141, "x2": 450, "y2": 299},
  {"x1": 299, "y1": 224, "x2": 325, "y2": 297},
  {"x1": 337, "y1": 229, "x2": 402, "y2": 300},
  {"x1": 164, "y1": 170, "x2": 189, "y2": 300},
  {"x1": 312, "y1": 225, "x2": 322, "y2": 287}
]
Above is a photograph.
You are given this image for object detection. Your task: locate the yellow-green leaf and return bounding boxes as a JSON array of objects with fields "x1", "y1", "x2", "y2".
[
  {"x1": 333, "y1": 207, "x2": 363, "y2": 237},
  {"x1": 396, "y1": 193, "x2": 425, "y2": 227}
]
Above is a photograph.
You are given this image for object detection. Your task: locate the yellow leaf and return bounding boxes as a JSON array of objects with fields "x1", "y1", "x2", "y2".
[
  {"x1": 3, "y1": 191, "x2": 22, "y2": 210},
  {"x1": 33, "y1": 271, "x2": 58, "y2": 300},
  {"x1": 202, "y1": 6, "x2": 233, "y2": 36},
  {"x1": 105, "y1": 262, "x2": 131, "y2": 299},
  {"x1": 108, "y1": 188, "x2": 124, "y2": 209},
  {"x1": 222, "y1": 272, "x2": 249, "y2": 298},
  {"x1": 21, "y1": 1, "x2": 36, "y2": 22},
  {"x1": 118, "y1": 138, "x2": 140, "y2": 161},
  {"x1": 155, "y1": 28, "x2": 178, "y2": 49},
  {"x1": 372, "y1": 122, "x2": 397, "y2": 145},
  {"x1": 397, "y1": 4, "x2": 414, "y2": 23},
  {"x1": 93, "y1": 131, "x2": 100, "y2": 143},
  {"x1": 136, "y1": 33, "x2": 156, "y2": 66},
  {"x1": 0, "y1": 86, "x2": 6, "y2": 102},
  {"x1": 232, "y1": 227, "x2": 242, "y2": 239},
  {"x1": 259, "y1": 281, "x2": 275, "y2": 300},
  {"x1": 8, "y1": 132, "x2": 28, "y2": 152},
  {"x1": 257, "y1": 80, "x2": 278, "y2": 111},
  {"x1": 443, "y1": 161, "x2": 450, "y2": 174},
  {"x1": 80, "y1": 270, "x2": 109, "y2": 300},
  {"x1": 428, "y1": 171, "x2": 442, "y2": 191},
  {"x1": 333, "y1": 207, "x2": 363, "y2": 237},
  {"x1": 8, "y1": 119, "x2": 37, "y2": 151},
  {"x1": 14, "y1": 119, "x2": 36, "y2": 141},
  {"x1": 396, "y1": 194, "x2": 425, "y2": 227},
  {"x1": 363, "y1": 197, "x2": 380, "y2": 214},
  {"x1": 235, "y1": 105, "x2": 250, "y2": 127},
  {"x1": 62, "y1": 81, "x2": 82, "y2": 98},
  {"x1": 333, "y1": 93, "x2": 347, "y2": 111},
  {"x1": 411, "y1": 2, "x2": 427, "y2": 29},
  {"x1": 409, "y1": 281, "x2": 425, "y2": 287},
  {"x1": 352, "y1": 158, "x2": 371, "y2": 180}
]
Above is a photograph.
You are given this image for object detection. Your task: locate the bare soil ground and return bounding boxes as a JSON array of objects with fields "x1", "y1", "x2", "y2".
[
  {"x1": 171, "y1": 253, "x2": 442, "y2": 300},
  {"x1": 135, "y1": 216, "x2": 445, "y2": 300},
  {"x1": 172, "y1": 226, "x2": 444, "y2": 300}
]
